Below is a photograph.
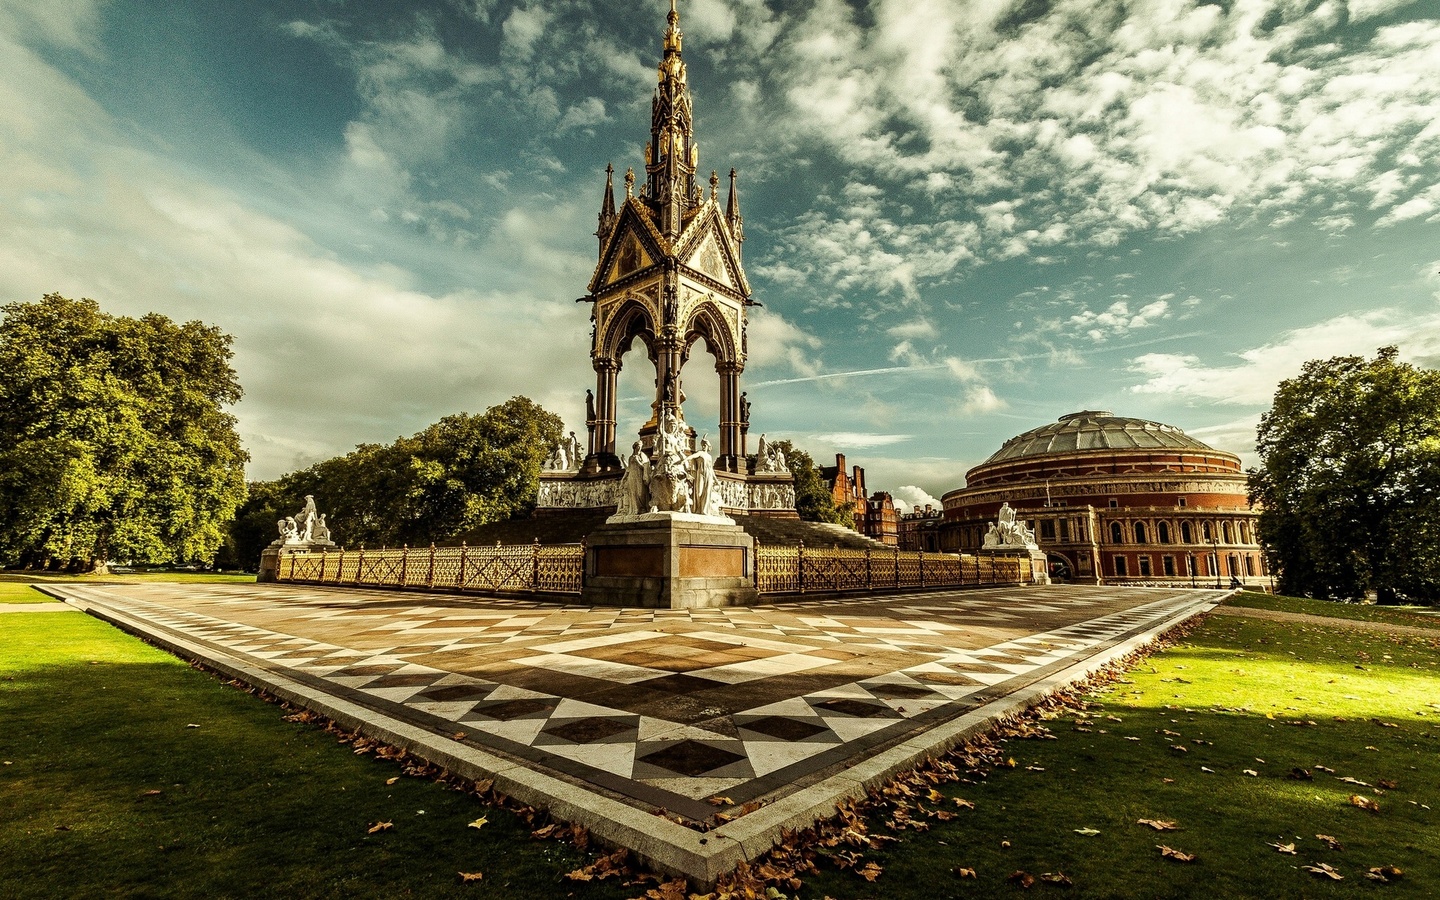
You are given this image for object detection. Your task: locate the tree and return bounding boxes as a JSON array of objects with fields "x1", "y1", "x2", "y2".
[
  {"x1": 229, "y1": 397, "x2": 562, "y2": 569},
  {"x1": 766, "y1": 440, "x2": 855, "y2": 528},
  {"x1": 1249, "y1": 346, "x2": 1440, "y2": 604},
  {"x1": 0, "y1": 294, "x2": 248, "y2": 570}
]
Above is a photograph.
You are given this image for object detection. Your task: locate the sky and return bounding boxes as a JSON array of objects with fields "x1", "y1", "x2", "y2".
[{"x1": 3, "y1": 0, "x2": 1438, "y2": 512}]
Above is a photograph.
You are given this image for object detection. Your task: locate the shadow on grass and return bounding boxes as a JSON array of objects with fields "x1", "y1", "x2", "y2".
[{"x1": 0, "y1": 614, "x2": 636, "y2": 900}]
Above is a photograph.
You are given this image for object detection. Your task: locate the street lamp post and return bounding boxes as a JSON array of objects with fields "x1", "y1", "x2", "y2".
[{"x1": 1188, "y1": 551, "x2": 1196, "y2": 589}]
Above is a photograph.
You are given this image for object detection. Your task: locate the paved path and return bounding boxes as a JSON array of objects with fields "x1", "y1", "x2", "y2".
[
  {"x1": 47, "y1": 582, "x2": 1222, "y2": 883},
  {"x1": 1211, "y1": 604, "x2": 1440, "y2": 639}
]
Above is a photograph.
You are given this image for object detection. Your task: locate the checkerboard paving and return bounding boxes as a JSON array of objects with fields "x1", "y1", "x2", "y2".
[{"x1": 59, "y1": 583, "x2": 1223, "y2": 825}]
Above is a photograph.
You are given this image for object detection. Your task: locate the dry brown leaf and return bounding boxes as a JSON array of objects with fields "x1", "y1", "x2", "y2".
[
  {"x1": 1339, "y1": 776, "x2": 1370, "y2": 786},
  {"x1": 1158, "y1": 845, "x2": 1197, "y2": 863},
  {"x1": 644, "y1": 877, "x2": 688, "y2": 899},
  {"x1": 385, "y1": 776, "x2": 399, "y2": 785},
  {"x1": 1303, "y1": 863, "x2": 1344, "y2": 881},
  {"x1": 927, "y1": 788, "x2": 945, "y2": 802},
  {"x1": 706, "y1": 795, "x2": 733, "y2": 806},
  {"x1": 467, "y1": 816, "x2": 487, "y2": 830},
  {"x1": 1243, "y1": 769, "x2": 1259, "y2": 777},
  {"x1": 140, "y1": 789, "x2": 163, "y2": 797},
  {"x1": 564, "y1": 869, "x2": 594, "y2": 882},
  {"x1": 457, "y1": 871, "x2": 483, "y2": 883},
  {"x1": 857, "y1": 862, "x2": 884, "y2": 882},
  {"x1": 1366, "y1": 865, "x2": 1403, "y2": 883},
  {"x1": 953, "y1": 798, "x2": 975, "y2": 810},
  {"x1": 367, "y1": 821, "x2": 393, "y2": 834},
  {"x1": 1040, "y1": 872, "x2": 1073, "y2": 886},
  {"x1": 1137, "y1": 819, "x2": 1178, "y2": 831},
  {"x1": 1349, "y1": 794, "x2": 1380, "y2": 813},
  {"x1": 1008, "y1": 870, "x2": 1035, "y2": 888},
  {"x1": 1268, "y1": 842, "x2": 1296, "y2": 855},
  {"x1": 1315, "y1": 834, "x2": 1344, "y2": 851},
  {"x1": 953, "y1": 867, "x2": 977, "y2": 879},
  {"x1": 1288, "y1": 767, "x2": 1313, "y2": 780},
  {"x1": 1377, "y1": 778, "x2": 1399, "y2": 790}
]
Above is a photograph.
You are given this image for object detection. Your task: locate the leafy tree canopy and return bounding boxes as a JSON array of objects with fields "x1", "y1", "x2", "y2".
[
  {"x1": 1249, "y1": 346, "x2": 1440, "y2": 604},
  {"x1": 228, "y1": 397, "x2": 562, "y2": 569},
  {"x1": 0, "y1": 294, "x2": 248, "y2": 570},
  {"x1": 765, "y1": 440, "x2": 856, "y2": 528}
]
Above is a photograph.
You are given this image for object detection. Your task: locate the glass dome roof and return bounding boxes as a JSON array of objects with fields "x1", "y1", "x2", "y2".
[{"x1": 981, "y1": 411, "x2": 1219, "y2": 465}]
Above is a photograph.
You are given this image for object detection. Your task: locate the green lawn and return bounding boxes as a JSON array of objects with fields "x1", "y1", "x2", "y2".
[
  {"x1": 0, "y1": 572, "x2": 256, "y2": 603},
  {"x1": 799, "y1": 609, "x2": 1440, "y2": 899},
  {"x1": 1225, "y1": 590, "x2": 1440, "y2": 627},
  {"x1": 0, "y1": 612, "x2": 634, "y2": 900}
]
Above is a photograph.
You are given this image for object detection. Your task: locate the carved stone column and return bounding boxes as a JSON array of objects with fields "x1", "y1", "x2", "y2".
[
  {"x1": 718, "y1": 362, "x2": 742, "y2": 471},
  {"x1": 588, "y1": 358, "x2": 621, "y2": 472}
]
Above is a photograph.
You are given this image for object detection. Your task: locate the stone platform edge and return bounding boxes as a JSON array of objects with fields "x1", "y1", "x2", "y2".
[{"x1": 45, "y1": 585, "x2": 1226, "y2": 888}]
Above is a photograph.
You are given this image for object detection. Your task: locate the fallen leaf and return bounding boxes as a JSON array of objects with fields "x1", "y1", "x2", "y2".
[
  {"x1": 140, "y1": 789, "x2": 163, "y2": 797},
  {"x1": 385, "y1": 777, "x2": 399, "y2": 785},
  {"x1": 1338, "y1": 776, "x2": 1370, "y2": 786},
  {"x1": 952, "y1": 867, "x2": 977, "y2": 879},
  {"x1": 707, "y1": 795, "x2": 734, "y2": 806},
  {"x1": 1303, "y1": 863, "x2": 1343, "y2": 881},
  {"x1": 927, "y1": 788, "x2": 944, "y2": 802},
  {"x1": 367, "y1": 821, "x2": 393, "y2": 834},
  {"x1": 467, "y1": 817, "x2": 487, "y2": 830},
  {"x1": 1200, "y1": 766, "x2": 1215, "y2": 773},
  {"x1": 1073, "y1": 827, "x2": 1100, "y2": 836},
  {"x1": 457, "y1": 872, "x2": 483, "y2": 883},
  {"x1": 1366, "y1": 865, "x2": 1403, "y2": 883},
  {"x1": 1377, "y1": 779, "x2": 1399, "y2": 790},
  {"x1": 1243, "y1": 769, "x2": 1259, "y2": 777},
  {"x1": 1158, "y1": 845, "x2": 1198, "y2": 863},
  {"x1": 1315, "y1": 834, "x2": 1344, "y2": 851},
  {"x1": 952, "y1": 798, "x2": 975, "y2": 810},
  {"x1": 1268, "y1": 842, "x2": 1297, "y2": 855},
  {"x1": 1008, "y1": 870, "x2": 1036, "y2": 888},
  {"x1": 1314, "y1": 765, "x2": 1335, "y2": 773},
  {"x1": 185, "y1": 724, "x2": 200, "y2": 729},
  {"x1": 1288, "y1": 768, "x2": 1313, "y2": 780},
  {"x1": 1039, "y1": 872, "x2": 1073, "y2": 886},
  {"x1": 1005, "y1": 757, "x2": 1017, "y2": 768},
  {"x1": 1349, "y1": 795, "x2": 1380, "y2": 813},
  {"x1": 857, "y1": 861, "x2": 884, "y2": 882},
  {"x1": 1137, "y1": 819, "x2": 1178, "y2": 831}
]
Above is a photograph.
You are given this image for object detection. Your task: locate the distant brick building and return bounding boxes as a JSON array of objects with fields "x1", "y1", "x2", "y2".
[
  {"x1": 898, "y1": 504, "x2": 942, "y2": 552},
  {"x1": 820, "y1": 454, "x2": 899, "y2": 546},
  {"x1": 939, "y1": 411, "x2": 1267, "y2": 587}
]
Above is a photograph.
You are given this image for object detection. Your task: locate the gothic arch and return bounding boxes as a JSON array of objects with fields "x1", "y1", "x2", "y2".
[
  {"x1": 682, "y1": 300, "x2": 738, "y2": 368},
  {"x1": 600, "y1": 298, "x2": 657, "y2": 364}
]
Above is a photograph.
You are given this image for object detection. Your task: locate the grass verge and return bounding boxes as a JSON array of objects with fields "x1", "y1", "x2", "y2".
[
  {"x1": 1224, "y1": 590, "x2": 1440, "y2": 627},
  {"x1": 0, "y1": 612, "x2": 637, "y2": 899},
  {"x1": 792, "y1": 608, "x2": 1440, "y2": 899}
]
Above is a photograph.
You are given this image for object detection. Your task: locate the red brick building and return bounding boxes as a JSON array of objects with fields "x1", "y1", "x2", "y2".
[
  {"x1": 820, "y1": 454, "x2": 899, "y2": 546},
  {"x1": 939, "y1": 411, "x2": 1267, "y2": 587}
]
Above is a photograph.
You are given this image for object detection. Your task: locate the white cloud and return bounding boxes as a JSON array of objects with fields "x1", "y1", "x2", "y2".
[
  {"x1": 808, "y1": 432, "x2": 913, "y2": 449},
  {"x1": 958, "y1": 385, "x2": 1005, "y2": 414},
  {"x1": 1127, "y1": 305, "x2": 1440, "y2": 406},
  {"x1": 890, "y1": 484, "x2": 941, "y2": 513},
  {"x1": 1067, "y1": 299, "x2": 1171, "y2": 342}
]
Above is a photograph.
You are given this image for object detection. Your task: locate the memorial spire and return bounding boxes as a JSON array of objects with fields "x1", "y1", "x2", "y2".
[
  {"x1": 647, "y1": 0, "x2": 697, "y2": 238},
  {"x1": 596, "y1": 163, "x2": 617, "y2": 253}
]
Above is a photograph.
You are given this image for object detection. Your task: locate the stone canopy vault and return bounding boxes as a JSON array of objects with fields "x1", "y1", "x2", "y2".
[{"x1": 583, "y1": 0, "x2": 751, "y2": 476}]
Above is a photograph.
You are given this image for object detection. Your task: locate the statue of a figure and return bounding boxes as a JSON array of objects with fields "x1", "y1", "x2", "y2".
[
  {"x1": 739, "y1": 391, "x2": 750, "y2": 425},
  {"x1": 983, "y1": 521, "x2": 1001, "y2": 549},
  {"x1": 314, "y1": 514, "x2": 332, "y2": 544},
  {"x1": 755, "y1": 433, "x2": 771, "y2": 471},
  {"x1": 997, "y1": 502, "x2": 1018, "y2": 532},
  {"x1": 648, "y1": 410, "x2": 692, "y2": 512},
  {"x1": 688, "y1": 436, "x2": 722, "y2": 517},
  {"x1": 770, "y1": 446, "x2": 788, "y2": 473},
  {"x1": 296, "y1": 496, "x2": 318, "y2": 542},
  {"x1": 585, "y1": 389, "x2": 596, "y2": 423},
  {"x1": 567, "y1": 431, "x2": 583, "y2": 470},
  {"x1": 282, "y1": 516, "x2": 300, "y2": 544},
  {"x1": 616, "y1": 442, "x2": 649, "y2": 517}
]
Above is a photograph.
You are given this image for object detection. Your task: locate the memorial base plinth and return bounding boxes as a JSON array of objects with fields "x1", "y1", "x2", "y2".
[{"x1": 582, "y1": 515, "x2": 759, "y2": 609}]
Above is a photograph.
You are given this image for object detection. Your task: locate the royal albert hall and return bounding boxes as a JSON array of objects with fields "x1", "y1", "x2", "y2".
[{"x1": 939, "y1": 411, "x2": 1269, "y2": 588}]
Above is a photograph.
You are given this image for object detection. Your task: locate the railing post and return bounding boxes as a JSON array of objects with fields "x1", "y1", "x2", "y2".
[
  {"x1": 458, "y1": 542, "x2": 468, "y2": 590},
  {"x1": 533, "y1": 538, "x2": 541, "y2": 592},
  {"x1": 426, "y1": 543, "x2": 436, "y2": 589},
  {"x1": 401, "y1": 545, "x2": 409, "y2": 587},
  {"x1": 866, "y1": 546, "x2": 872, "y2": 591},
  {"x1": 798, "y1": 541, "x2": 806, "y2": 594},
  {"x1": 336, "y1": 547, "x2": 344, "y2": 585},
  {"x1": 919, "y1": 549, "x2": 925, "y2": 587}
]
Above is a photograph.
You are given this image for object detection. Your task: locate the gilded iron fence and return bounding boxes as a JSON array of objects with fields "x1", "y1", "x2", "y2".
[
  {"x1": 755, "y1": 543, "x2": 1032, "y2": 595},
  {"x1": 275, "y1": 541, "x2": 585, "y2": 596}
]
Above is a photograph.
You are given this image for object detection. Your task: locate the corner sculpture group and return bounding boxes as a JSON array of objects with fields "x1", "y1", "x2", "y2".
[
  {"x1": 272, "y1": 495, "x2": 336, "y2": 547},
  {"x1": 982, "y1": 501, "x2": 1038, "y2": 550},
  {"x1": 614, "y1": 411, "x2": 725, "y2": 519}
]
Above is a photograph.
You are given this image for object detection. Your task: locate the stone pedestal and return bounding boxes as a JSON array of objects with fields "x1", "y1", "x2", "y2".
[
  {"x1": 582, "y1": 513, "x2": 759, "y2": 609},
  {"x1": 258, "y1": 541, "x2": 338, "y2": 583},
  {"x1": 1025, "y1": 546, "x2": 1052, "y2": 585}
]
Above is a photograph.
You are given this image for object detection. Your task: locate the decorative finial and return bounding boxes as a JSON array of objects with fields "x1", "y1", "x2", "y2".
[
  {"x1": 710, "y1": 170, "x2": 719, "y2": 200},
  {"x1": 624, "y1": 167, "x2": 635, "y2": 196}
]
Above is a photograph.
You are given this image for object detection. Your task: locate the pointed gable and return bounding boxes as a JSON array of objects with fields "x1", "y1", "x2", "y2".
[
  {"x1": 686, "y1": 230, "x2": 732, "y2": 288},
  {"x1": 588, "y1": 199, "x2": 668, "y2": 294},
  {"x1": 674, "y1": 202, "x2": 749, "y2": 296}
]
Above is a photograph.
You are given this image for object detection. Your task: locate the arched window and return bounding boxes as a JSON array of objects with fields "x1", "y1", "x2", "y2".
[
  {"x1": 1110, "y1": 522, "x2": 1124, "y2": 544},
  {"x1": 1134, "y1": 522, "x2": 1148, "y2": 543},
  {"x1": 1158, "y1": 521, "x2": 1171, "y2": 544},
  {"x1": 1202, "y1": 522, "x2": 1212, "y2": 541},
  {"x1": 1181, "y1": 522, "x2": 1193, "y2": 543},
  {"x1": 1223, "y1": 522, "x2": 1233, "y2": 543}
]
